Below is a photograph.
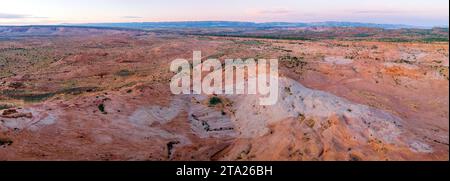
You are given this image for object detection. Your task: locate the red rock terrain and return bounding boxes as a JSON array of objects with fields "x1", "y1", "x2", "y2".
[{"x1": 0, "y1": 27, "x2": 448, "y2": 160}]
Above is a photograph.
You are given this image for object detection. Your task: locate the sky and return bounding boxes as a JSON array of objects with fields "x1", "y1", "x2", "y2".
[{"x1": 0, "y1": 0, "x2": 448, "y2": 27}]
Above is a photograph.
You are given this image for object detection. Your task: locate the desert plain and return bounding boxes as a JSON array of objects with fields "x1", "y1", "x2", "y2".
[{"x1": 0, "y1": 26, "x2": 448, "y2": 160}]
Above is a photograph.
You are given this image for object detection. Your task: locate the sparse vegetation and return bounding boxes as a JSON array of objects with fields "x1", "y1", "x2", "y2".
[
  {"x1": 280, "y1": 55, "x2": 308, "y2": 76},
  {"x1": 239, "y1": 40, "x2": 263, "y2": 45},
  {"x1": 0, "y1": 87, "x2": 98, "y2": 102},
  {"x1": 1, "y1": 90, "x2": 56, "y2": 102},
  {"x1": 305, "y1": 119, "x2": 315, "y2": 128},
  {"x1": 0, "y1": 138, "x2": 13, "y2": 146},
  {"x1": 202, "y1": 120, "x2": 211, "y2": 131},
  {"x1": 98, "y1": 103, "x2": 106, "y2": 114},
  {"x1": 8, "y1": 82, "x2": 25, "y2": 89},
  {"x1": 353, "y1": 33, "x2": 372, "y2": 37},
  {"x1": 209, "y1": 96, "x2": 222, "y2": 106},
  {"x1": 285, "y1": 86, "x2": 293, "y2": 95},
  {"x1": 0, "y1": 25, "x2": 448, "y2": 161},
  {"x1": 115, "y1": 69, "x2": 134, "y2": 77},
  {"x1": 0, "y1": 104, "x2": 13, "y2": 110},
  {"x1": 183, "y1": 27, "x2": 449, "y2": 42},
  {"x1": 166, "y1": 141, "x2": 180, "y2": 159}
]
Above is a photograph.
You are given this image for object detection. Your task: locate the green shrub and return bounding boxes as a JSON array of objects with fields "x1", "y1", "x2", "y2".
[
  {"x1": 98, "y1": 103, "x2": 106, "y2": 114},
  {"x1": 0, "y1": 104, "x2": 13, "y2": 110},
  {"x1": 209, "y1": 96, "x2": 222, "y2": 106},
  {"x1": 115, "y1": 69, "x2": 134, "y2": 77}
]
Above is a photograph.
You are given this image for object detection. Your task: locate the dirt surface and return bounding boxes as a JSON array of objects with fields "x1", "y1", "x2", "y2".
[{"x1": 0, "y1": 27, "x2": 448, "y2": 160}]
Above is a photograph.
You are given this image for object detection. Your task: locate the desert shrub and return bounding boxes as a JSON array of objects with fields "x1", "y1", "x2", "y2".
[
  {"x1": 280, "y1": 55, "x2": 307, "y2": 69},
  {"x1": 354, "y1": 33, "x2": 372, "y2": 37},
  {"x1": 0, "y1": 104, "x2": 13, "y2": 110},
  {"x1": 8, "y1": 82, "x2": 25, "y2": 89},
  {"x1": 22, "y1": 93, "x2": 55, "y2": 102},
  {"x1": 98, "y1": 103, "x2": 106, "y2": 114},
  {"x1": 378, "y1": 38, "x2": 410, "y2": 42},
  {"x1": 240, "y1": 40, "x2": 263, "y2": 45},
  {"x1": 166, "y1": 141, "x2": 180, "y2": 158},
  {"x1": 1, "y1": 90, "x2": 55, "y2": 102},
  {"x1": 115, "y1": 69, "x2": 134, "y2": 77},
  {"x1": 1, "y1": 87, "x2": 98, "y2": 102},
  {"x1": 0, "y1": 138, "x2": 13, "y2": 146},
  {"x1": 59, "y1": 87, "x2": 98, "y2": 95},
  {"x1": 209, "y1": 96, "x2": 222, "y2": 106},
  {"x1": 421, "y1": 37, "x2": 449, "y2": 42}
]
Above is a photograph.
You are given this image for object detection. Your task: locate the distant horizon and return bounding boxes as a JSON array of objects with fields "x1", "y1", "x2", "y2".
[
  {"x1": 1, "y1": 20, "x2": 448, "y2": 28},
  {"x1": 1, "y1": 0, "x2": 448, "y2": 27},
  {"x1": 78, "y1": 20, "x2": 449, "y2": 28}
]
